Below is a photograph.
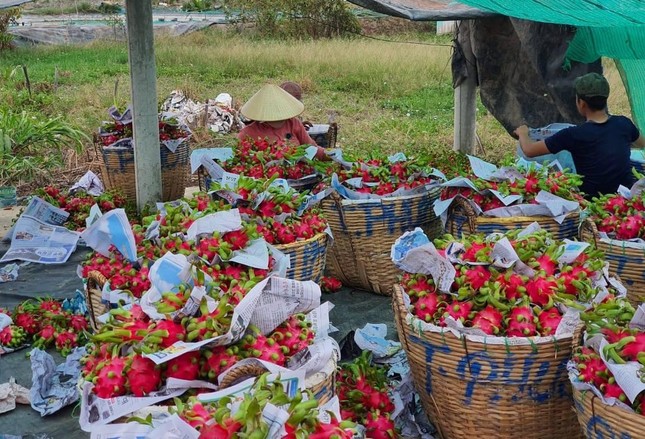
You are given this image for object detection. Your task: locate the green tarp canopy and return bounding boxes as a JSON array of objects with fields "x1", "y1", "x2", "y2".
[{"x1": 457, "y1": 0, "x2": 645, "y2": 128}]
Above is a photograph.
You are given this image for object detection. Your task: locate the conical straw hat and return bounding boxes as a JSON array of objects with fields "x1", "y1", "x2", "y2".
[{"x1": 241, "y1": 84, "x2": 305, "y2": 122}]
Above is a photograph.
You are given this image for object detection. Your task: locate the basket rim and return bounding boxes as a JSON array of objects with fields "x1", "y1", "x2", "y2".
[
  {"x1": 392, "y1": 283, "x2": 573, "y2": 348},
  {"x1": 273, "y1": 231, "x2": 328, "y2": 251},
  {"x1": 329, "y1": 185, "x2": 442, "y2": 206},
  {"x1": 572, "y1": 386, "x2": 645, "y2": 430}
]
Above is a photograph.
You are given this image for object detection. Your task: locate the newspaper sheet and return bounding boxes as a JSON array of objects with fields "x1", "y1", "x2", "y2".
[
  {"x1": 81, "y1": 209, "x2": 137, "y2": 261},
  {"x1": 0, "y1": 215, "x2": 80, "y2": 264},
  {"x1": 2, "y1": 196, "x2": 69, "y2": 242}
]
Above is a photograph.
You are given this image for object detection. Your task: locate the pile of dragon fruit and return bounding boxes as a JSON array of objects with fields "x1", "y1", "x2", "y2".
[
  {"x1": 439, "y1": 167, "x2": 584, "y2": 211},
  {"x1": 215, "y1": 138, "x2": 318, "y2": 181},
  {"x1": 400, "y1": 228, "x2": 612, "y2": 337},
  {"x1": 35, "y1": 185, "x2": 128, "y2": 231},
  {"x1": 337, "y1": 352, "x2": 397, "y2": 439},
  {"x1": 327, "y1": 156, "x2": 442, "y2": 196},
  {"x1": 570, "y1": 296, "x2": 645, "y2": 416},
  {"x1": 0, "y1": 298, "x2": 89, "y2": 356},
  {"x1": 171, "y1": 373, "x2": 359, "y2": 437},
  {"x1": 587, "y1": 191, "x2": 645, "y2": 240},
  {"x1": 81, "y1": 302, "x2": 315, "y2": 398},
  {"x1": 99, "y1": 116, "x2": 190, "y2": 147}
]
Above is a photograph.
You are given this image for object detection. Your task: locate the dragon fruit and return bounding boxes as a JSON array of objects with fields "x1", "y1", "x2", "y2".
[
  {"x1": 69, "y1": 314, "x2": 89, "y2": 332},
  {"x1": 526, "y1": 277, "x2": 557, "y2": 308},
  {"x1": 471, "y1": 306, "x2": 504, "y2": 335},
  {"x1": 532, "y1": 254, "x2": 557, "y2": 276},
  {"x1": 602, "y1": 382, "x2": 627, "y2": 402},
  {"x1": 462, "y1": 265, "x2": 492, "y2": 290},
  {"x1": 201, "y1": 346, "x2": 240, "y2": 380},
  {"x1": 444, "y1": 301, "x2": 473, "y2": 322},
  {"x1": 0, "y1": 325, "x2": 27, "y2": 348},
  {"x1": 537, "y1": 308, "x2": 562, "y2": 335},
  {"x1": 271, "y1": 314, "x2": 314, "y2": 356},
  {"x1": 412, "y1": 292, "x2": 444, "y2": 323},
  {"x1": 617, "y1": 333, "x2": 645, "y2": 362},
  {"x1": 603, "y1": 195, "x2": 630, "y2": 214},
  {"x1": 126, "y1": 354, "x2": 161, "y2": 397},
  {"x1": 495, "y1": 272, "x2": 527, "y2": 300},
  {"x1": 364, "y1": 411, "x2": 396, "y2": 439},
  {"x1": 165, "y1": 351, "x2": 201, "y2": 381},
  {"x1": 199, "y1": 418, "x2": 243, "y2": 438},
  {"x1": 12, "y1": 312, "x2": 40, "y2": 335},
  {"x1": 222, "y1": 229, "x2": 250, "y2": 251},
  {"x1": 151, "y1": 319, "x2": 186, "y2": 348},
  {"x1": 615, "y1": 215, "x2": 644, "y2": 240},
  {"x1": 55, "y1": 330, "x2": 79, "y2": 356},
  {"x1": 506, "y1": 307, "x2": 537, "y2": 337},
  {"x1": 94, "y1": 357, "x2": 128, "y2": 398},
  {"x1": 241, "y1": 333, "x2": 287, "y2": 366}
]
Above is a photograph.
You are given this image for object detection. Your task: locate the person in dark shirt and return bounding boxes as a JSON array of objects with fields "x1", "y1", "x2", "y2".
[{"x1": 515, "y1": 73, "x2": 645, "y2": 198}]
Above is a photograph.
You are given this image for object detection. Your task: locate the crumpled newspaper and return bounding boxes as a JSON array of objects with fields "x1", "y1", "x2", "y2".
[
  {"x1": 160, "y1": 90, "x2": 243, "y2": 134},
  {"x1": 30, "y1": 347, "x2": 86, "y2": 416},
  {"x1": 0, "y1": 262, "x2": 20, "y2": 283},
  {"x1": 70, "y1": 170, "x2": 105, "y2": 197},
  {"x1": 353, "y1": 323, "x2": 437, "y2": 439},
  {"x1": 0, "y1": 377, "x2": 30, "y2": 414}
]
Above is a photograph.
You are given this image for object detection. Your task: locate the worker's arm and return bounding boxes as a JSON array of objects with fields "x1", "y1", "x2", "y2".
[
  {"x1": 514, "y1": 125, "x2": 550, "y2": 158},
  {"x1": 631, "y1": 133, "x2": 645, "y2": 149}
]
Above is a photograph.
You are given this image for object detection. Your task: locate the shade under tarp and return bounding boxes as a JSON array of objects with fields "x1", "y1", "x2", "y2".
[{"x1": 348, "y1": 0, "x2": 495, "y2": 20}]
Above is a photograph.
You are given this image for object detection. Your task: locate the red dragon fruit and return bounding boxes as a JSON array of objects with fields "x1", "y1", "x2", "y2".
[
  {"x1": 152, "y1": 319, "x2": 187, "y2": 348},
  {"x1": 69, "y1": 314, "x2": 89, "y2": 332},
  {"x1": 471, "y1": 306, "x2": 504, "y2": 335},
  {"x1": 506, "y1": 307, "x2": 538, "y2": 337},
  {"x1": 55, "y1": 330, "x2": 79, "y2": 356},
  {"x1": 242, "y1": 333, "x2": 287, "y2": 366},
  {"x1": 94, "y1": 357, "x2": 128, "y2": 398},
  {"x1": 532, "y1": 254, "x2": 557, "y2": 276},
  {"x1": 271, "y1": 314, "x2": 314, "y2": 356},
  {"x1": 618, "y1": 333, "x2": 645, "y2": 362},
  {"x1": 199, "y1": 418, "x2": 242, "y2": 438},
  {"x1": 126, "y1": 354, "x2": 161, "y2": 397},
  {"x1": 526, "y1": 277, "x2": 557, "y2": 308},
  {"x1": 603, "y1": 195, "x2": 630, "y2": 214},
  {"x1": 615, "y1": 215, "x2": 644, "y2": 240},
  {"x1": 165, "y1": 351, "x2": 201, "y2": 381},
  {"x1": 222, "y1": 229, "x2": 250, "y2": 251},
  {"x1": 444, "y1": 301, "x2": 473, "y2": 322},
  {"x1": 13, "y1": 312, "x2": 40, "y2": 335},
  {"x1": 201, "y1": 346, "x2": 240, "y2": 380},
  {"x1": 0, "y1": 325, "x2": 27, "y2": 348},
  {"x1": 412, "y1": 292, "x2": 444, "y2": 323},
  {"x1": 462, "y1": 265, "x2": 491, "y2": 290},
  {"x1": 364, "y1": 411, "x2": 396, "y2": 439},
  {"x1": 496, "y1": 272, "x2": 527, "y2": 300},
  {"x1": 537, "y1": 308, "x2": 562, "y2": 335}
]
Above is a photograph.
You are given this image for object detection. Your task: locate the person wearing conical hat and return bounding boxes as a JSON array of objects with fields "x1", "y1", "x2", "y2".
[{"x1": 238, "y1": 84, "x2": 327, "y2": 159}]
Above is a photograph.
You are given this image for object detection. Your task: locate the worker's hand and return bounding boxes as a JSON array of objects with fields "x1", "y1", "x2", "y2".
[
  {"x1": 315, "y1": 146, "x2": 331, "y2": 161},
  {"x1": 513, "y1": 125, "x2": 529, "y2": 139}
]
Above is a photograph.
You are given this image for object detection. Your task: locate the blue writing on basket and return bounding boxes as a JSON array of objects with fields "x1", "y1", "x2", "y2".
[
  {"x1": 456, "y1": 351, "x2": 499, "y2": 405},
  {"x1": 409, "y1": 334, "x2": 450, "y2": 395},
  {"x1": 587, "y1": 415, "x2": 632, "y2": 439}
]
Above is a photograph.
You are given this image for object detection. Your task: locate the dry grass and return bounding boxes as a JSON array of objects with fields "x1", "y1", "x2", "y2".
[{"x1": 0, "y1": 28, "x2": 633, "y2": 171}]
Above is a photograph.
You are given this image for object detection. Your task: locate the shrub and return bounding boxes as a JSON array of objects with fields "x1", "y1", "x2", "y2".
[
  {"x1": 222, "y1": 0, "x2": 360, "y2": 39},
  {"x1": 0, "y1": 7, "x2": 20, "y2": 51}
]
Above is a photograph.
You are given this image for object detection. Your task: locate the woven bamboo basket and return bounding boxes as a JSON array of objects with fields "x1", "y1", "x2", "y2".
[
  {"x1": 579, "y1": 218, "x2": 645, "y2": 304},
  {"x1": 322, "y1": 187, "x2": 443, "y2": 296},
  {"x1": 100, "y1": 138, "x2": 190, "y2": 202},
  {"x1": 84, "y1": 271, "x2": 108, "y2": 331},
  {"x1": 392, "y1": 284, "x2": 582, "y2": 439},
  {"x1": 275, "y1": 232, "x2": 329, "y2": 283},
  {"x1": 572, "y1": 387, "x2": 643, "y2": 439},
  {"x1": 446, "y1": 196, "x2": 581, "y2": 240},
  {"x1": 308, "y1": 122, "x2": 338, "y2": 149},
  {"x1": 219, "y1": 358, "x2": 336, "y2": 405}
]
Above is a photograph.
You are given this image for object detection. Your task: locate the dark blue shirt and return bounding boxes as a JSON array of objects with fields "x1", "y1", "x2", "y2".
[{"x1": 545, "y1": 115, "x2": 640, "y2": 198}]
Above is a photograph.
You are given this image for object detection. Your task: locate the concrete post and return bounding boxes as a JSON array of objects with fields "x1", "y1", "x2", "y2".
[
  {"x1": 125, "y1": 0, "x2": 162, "y2": 211},
  {"x1": 453, "y1": 76, "x2": 477, "y2": 154}
]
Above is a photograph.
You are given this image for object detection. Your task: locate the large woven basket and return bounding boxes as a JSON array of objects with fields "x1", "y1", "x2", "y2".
[
  {"x1": 84, "y1": 271, "x2": 108, "y2": 331},
  {"x1": 446, "y1": 196, "x2": 581, "y2": 240},
  {"x1": 392, "y1": 284, "x2": 582, "y2": 439},
  {"x1": 218, "y1": 358, "x2": 336, "y2": 405},
  {"x1": 322, "y1": 188, "x2": 442, "y2": 296},
  {"x1": 573, "y1": 387, "x2": 643, "y2": 439},
  {"x1": 579, "y1": 218, "x2": 645, "y2": 304},
  {"x1": 100, "y1": 139, "x2": 190, "y2": 202},
  {"x1": 275, "y1": 232, "x2": 329, "y2": 283}
]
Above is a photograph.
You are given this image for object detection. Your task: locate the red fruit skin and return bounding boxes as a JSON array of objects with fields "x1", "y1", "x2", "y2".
[
  {"x1": 165, "y1": 351, "x2": 201, "y2": 381},
  {"x1": 127, "y1": 354, "x2": 161, "y2": 397}
]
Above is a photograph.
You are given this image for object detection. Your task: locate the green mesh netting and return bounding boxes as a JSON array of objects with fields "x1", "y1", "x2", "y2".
[{"x1": 458, "y1": 0, "x2": 645, "y2": 128}]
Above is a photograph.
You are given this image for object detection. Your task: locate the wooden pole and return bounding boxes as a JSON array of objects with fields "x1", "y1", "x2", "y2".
[
  {"x1": 453, "y1": 20, "x2": 477, "y2": 154},
  {"x1": 125, "y1": 0, "x2": 161, "y2": 211},
  {"x1": 453, "y1": 77, "x2": 477, "y2": 154}
]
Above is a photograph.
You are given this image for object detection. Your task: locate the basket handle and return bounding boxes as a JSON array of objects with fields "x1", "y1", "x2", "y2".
[
  {"x1": 85, "y1": 270, "x2": 108, "y2": 331},
  {"x1": 579, "y1": 218, "x2": 599, "y2": 247},
  {"x1": 448, "y1": 196, "x2": 477, "y2": 234},
  {"x1": 327, "y1": 122, "x2": 338, "y2": 149},
  {"x1": 330, "y1": 191, "x2": 349, "y2": 232},
  {"x1": 219, "y1": 364, "x2": 268, "y2": 389},
  {"x1": 391, "y1": 285, "x2": 411, "y2": 353}
]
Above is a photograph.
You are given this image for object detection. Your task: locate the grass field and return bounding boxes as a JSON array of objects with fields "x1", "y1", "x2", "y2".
[{"x1": 0, "y1": 26, "x2": 632, "y2": 175}]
